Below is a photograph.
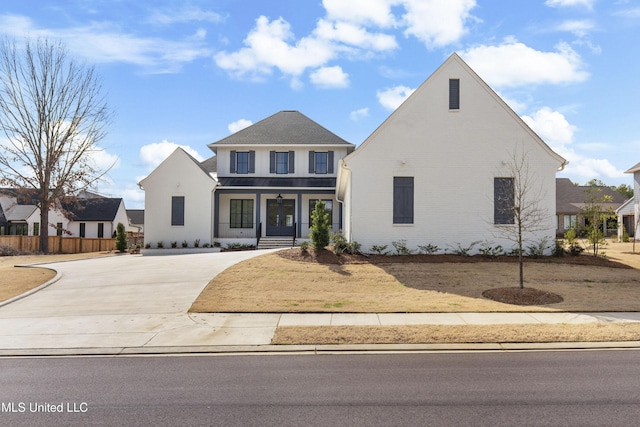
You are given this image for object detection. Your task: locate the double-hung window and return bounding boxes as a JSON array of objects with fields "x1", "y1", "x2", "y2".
[
  {"x1": 230, "y1": 151, "x2": 255, "y2": 174},
  {"x1": 270, "y1": 151, "x2": 295, "y2": 174},
  {"x1": 230, "y1": 199, "x2": 254, "y2": 228},
  {"x1": 393, "y1": 177, "x2": 414, "y2": 224},
  {"x1": 309, "y1": 151, "x2": 334, "y2": 174}
]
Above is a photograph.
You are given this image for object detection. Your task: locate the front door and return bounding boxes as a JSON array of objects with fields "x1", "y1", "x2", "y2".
[{"x1": 266, "y1": 199, "x2": 295, "y2": 236}]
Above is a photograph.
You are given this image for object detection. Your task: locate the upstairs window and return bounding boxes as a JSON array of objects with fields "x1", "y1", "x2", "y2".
[
  {"x1": 270, "y1": 151, "x2": 295, "y2": 174},
  {"x1": 171, "y1": 196, "x2": 185, "y2": 226},
  {"x1": 449, "y1": 78, "x2": 460, "y2": 110},
  {"x1": 230, "y1": 150, "x2": 255, "y2": 174},
  {"x1": 309, "y1": 151, "x2": 334, "y2": 174},
  {"x1": 494, "y1": 178, "x2": 515, "y2": 225}
]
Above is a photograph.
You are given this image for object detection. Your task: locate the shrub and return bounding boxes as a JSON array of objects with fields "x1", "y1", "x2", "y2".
[
  {"x1": 194, "y1": 239, "x2": 200, "y2": 248},
  {"x1": 310, "y1": 200, "x2": 331, "y2": 252},
  {"x1": 371, "y1": 244, "x2": 389, "y2": 255},
  {"x1": 564, "y1": 228, "x2": 583, "y2": 256},
  {"x1": 171, "y1": 241, "x2": 177, "y2": 248},
  {"x1": 449, "y1": 241, "x2": 480, "y2": 256},
  {"x1": 526, "y1": 237, "x2": 549, "y2": 258},
  {"x1": 181, "y1": 240, "x2": 188, "y2": 248},
  {"x1": 144, "y1": 242, "x2": 151, "y2": 249},
  {"x1": 391, "y1": 239, "x2": 413, "y2": 255},
  {"x1": 478, "y1": 241, "x2": 503, "y2": 258},
  {"x1": 115, "y1": 222, "x2": 127, "y2": 252},
  {"x1": 331, "y1": 231, "x2": 360, "y2": 255},
  {"x1": 0, "y1": 245, "x2": 23, "y2": 256},
  {"x1": 299, "y1": 241, "x2": 310, "y2": 253},
  {"x1": 157, "y1": 241, "x2": 164, "y2": 249},
  {"x1": 417, "y1": 243, "x2": 440, "y2": 255},
  {"x1": 552, "y1": 239, "x2": 565, "y2": 257}
]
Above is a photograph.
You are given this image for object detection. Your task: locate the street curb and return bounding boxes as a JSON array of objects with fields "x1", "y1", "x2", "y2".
[
  {"x1": 2, "y1": 341, "x2": 640, "y2": 357},
  {"x1": 0, "y1": 267, "x2": 62, "y2": 308}
]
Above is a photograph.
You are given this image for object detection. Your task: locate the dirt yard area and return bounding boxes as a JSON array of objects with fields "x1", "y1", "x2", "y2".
[
  {"x1": 190, "y1": 241, "x2": 640, "y2": 313},
  {"x1": 0, "y1": 252, "x2": 113, "y2": 302}
]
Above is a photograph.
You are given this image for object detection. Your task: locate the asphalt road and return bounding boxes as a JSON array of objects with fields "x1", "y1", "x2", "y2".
[{"x1": 1, "y1": 350, "x2": 640, "y2": 426}]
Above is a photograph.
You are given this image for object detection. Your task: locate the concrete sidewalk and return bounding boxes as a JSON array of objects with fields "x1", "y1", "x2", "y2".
[{"x1": 1, "y1": 252, "x2": 640, "y2": 356}]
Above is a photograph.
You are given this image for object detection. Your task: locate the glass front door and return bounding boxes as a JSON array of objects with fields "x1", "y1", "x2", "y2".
[{"x1": 266, "y1": 199, "x2": 295, "y2": 236}]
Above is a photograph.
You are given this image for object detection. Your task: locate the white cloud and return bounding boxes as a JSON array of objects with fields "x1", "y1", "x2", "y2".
[
  {"x1": 310, "y1": 66, "x2": 350, "y2": 88},
  {"x1": 461, "y1": 40, "x2": 589, "y2": 88},
  {"x1": 401, "y1": 0, "x2": 478, "y2": 48},
  {"x1": 545, "y1": 0, "x2": 595, "y2": 9},
  {"x1": 88, "y1": 147, "x2": 120, "y2": 172},
  {"x1": 147, "y1": 6, "x2": 224, "y2": 25},
  {"x1": 522, "y1": 107, "x2": 625, "y2": 180},
  {"x1": 377, "y1": 85, "x2": 415, "y2": 110},
  {"x1": 314, "y1": 19, "x2": 397, "y2": 51},
  {"x1": 350, "y1": 107, "x2": 370, "y2": 121},
  {"x1": 0, "y1": 14, "x2": 212, "y2": 73},
  {"x1": 555, "y1": 19, "x2": 596, "y2": 37},
  {"x1": 228, "y1": 119, "x2": 253, "y2": 134},
  {"x1": 323, "y1": 0, "x2": 398, "y2": 27},
  {"x1": 139, "y1": 140, "x2": 205, "y2": 170}
]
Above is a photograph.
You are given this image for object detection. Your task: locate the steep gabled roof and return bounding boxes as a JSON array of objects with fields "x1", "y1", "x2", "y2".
[
  {"x1": 625, "y1": 162, "x2": 640, "y2": 174},
  {"x1": 200, "y1": 155, "x2": 217, "y2": 174},
  {"x1": 4, "y1": 204, "x2": 37, "y2": 222},
  {"x1": 127, "y1": 209, "x2": 144, "y2": 225},
  {"x1": 62, "y1": 197, "x2": 123, "y2": 222},
  {"x1": 208, "y1": 111, "x2": 353, "y2": 151},
  {"x1": 556, "y1": 178, "x2": 628, "y2": 214}
]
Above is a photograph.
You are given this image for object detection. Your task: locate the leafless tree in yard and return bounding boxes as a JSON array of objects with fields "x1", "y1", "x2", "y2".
[
  {"x1": 494, "y1": 147, "x2": 551, "y2": 288},
  {"x1": 0, "y1": 38, "x2": 112, "y2": 253}
]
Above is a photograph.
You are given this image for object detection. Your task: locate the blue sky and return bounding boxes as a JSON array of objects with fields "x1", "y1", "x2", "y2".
[{"x1": 2, "y1": 0, "x2": 639, "y2": 208}]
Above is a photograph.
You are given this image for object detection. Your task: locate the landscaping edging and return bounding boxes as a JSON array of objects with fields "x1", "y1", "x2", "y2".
[{"x1": 141, "y1": 248, "x2": 221, "y2": 256}]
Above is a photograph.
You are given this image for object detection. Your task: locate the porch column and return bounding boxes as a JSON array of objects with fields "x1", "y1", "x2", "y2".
[
  {"x1": 297, "y1": 192, "x2": 302, "y2": 238},
  {"x1": 255, "y1": 192, "x2": 261, "y2": 238},
  {"x1": 213, "y1": 191, "x2": 220, "y2": 238}
]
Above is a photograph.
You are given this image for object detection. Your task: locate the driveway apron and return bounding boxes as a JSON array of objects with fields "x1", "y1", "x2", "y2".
[{"x1": 0, "y1": 251, "x2": 279, "y2": 350}]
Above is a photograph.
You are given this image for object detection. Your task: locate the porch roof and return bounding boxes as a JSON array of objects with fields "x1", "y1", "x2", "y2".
[{"x1": 217, "y1": 177, "x2": 336, "y2": 188}]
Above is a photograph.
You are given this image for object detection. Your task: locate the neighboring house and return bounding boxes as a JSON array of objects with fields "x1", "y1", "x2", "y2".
[
  {"x1": 336, "y1": 53, "x2": 567, "y2": 254},
  {"x1": 127, "y1": 209, "x2": 145, "y2": 233},
  {"x1": 620, "y1": 162, "x2": 640, "y2": 239},
  {"x1": 61, "y1": 194, "x2": 130, "y2": 238},
  {"x1": 140, "y1": 111, "x2": 355, "y2": 247},
  {"x1": 0, "y1": 189, "x2": 67, "y2": 237},
  {"x1": 616, "y1": 198, "x2": 635, "y2": 239},
  {"x1": 556, "y1": 178, "x2": 628, "y2": 237},
  {"x1": 0, "y1": 188, "x2": 129, "y2": 238}
]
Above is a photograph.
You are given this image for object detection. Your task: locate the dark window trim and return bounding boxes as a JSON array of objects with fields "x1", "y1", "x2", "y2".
[
  {"x1": 494, "y1": 177, "x2": 515, "y2": 225},
  {"x1": 230, "y1": 199, "x2": 254, "y2": 228},
  {"x1": 393, "y1": 177, "x2": 414, "y2": 224},
  {"x1": 449, "y1": 78, "x2": 460, "y2": 110},
  {"x1": 171, "y1": 196, "x2": 185, "y2": 226}
]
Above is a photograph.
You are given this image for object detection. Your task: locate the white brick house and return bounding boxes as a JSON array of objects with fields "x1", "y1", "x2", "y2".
[{"x1": 336, "y1": 53, "x2": 567, "y2": 254}]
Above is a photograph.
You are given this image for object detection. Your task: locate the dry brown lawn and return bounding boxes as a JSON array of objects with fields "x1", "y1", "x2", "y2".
[
  {"x1": 191, "y1": 241, "x2": 640, "y2": 344},
  {"x1": 190, "y1": 241, "x2": 640, "y2": 313},
  {"x1": 0, "y1": 252, "x2": 112, "y2": 302}
]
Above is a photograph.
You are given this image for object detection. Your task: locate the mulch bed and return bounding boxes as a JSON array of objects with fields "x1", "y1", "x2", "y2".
[
  {"x1": 278, "y1": 247, "x2": 633, "y2": 269},
  {"x1": 482, "y1": 287, "x2": 564, "y2": 306}
]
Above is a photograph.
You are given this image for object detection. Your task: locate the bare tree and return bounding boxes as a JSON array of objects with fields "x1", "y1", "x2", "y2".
[
  {"x1": 494, "y1": 148, "x2": 551, "y2": 288},
  {"x1": 0, "y1": 38, "x2": 112, "y2": 253}
]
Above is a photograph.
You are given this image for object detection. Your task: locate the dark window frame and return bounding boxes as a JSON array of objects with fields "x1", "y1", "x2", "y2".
[
  {"x1": 79, "y1": 223, "x2": 86, "y2": 238},
  {"x1": 97, "y1": 223, "x2": 104, "y2": 238},
  {"x1": 230, "y1": 199, "x2": 254, "y2": 229},
  {"x1": 449, "y1": 78, "x2": 460, "y2": 110}
]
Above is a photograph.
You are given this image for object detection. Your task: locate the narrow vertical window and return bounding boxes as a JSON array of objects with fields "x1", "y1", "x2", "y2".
[
  {"x1": 236, "y1": 152, "x2": 249, "y2": 174},
  {"x1": 393, "y1": 177, "x2": 414, "y2": 224},
  {"x1": 171, "y1": 196, "x2": 185, "y2": 226},
  {"x1": 33, "y1": 222, "x2": 40, "y2": 236},
  {"x1": 449, "y1": 78, "x2": 460, "y2": 110},
  {"x1": 79, "y1": 223, "x2": 86, "y2": 238},
  {"x1": 494, "y1": 178, "x2": 515, "y2": 224},
  {"x1": 98, "y1": 223, "x2": 104, "y2": 238},
  {"x1": 56, "y1": 222, "x2": 63, "y2": 236}
]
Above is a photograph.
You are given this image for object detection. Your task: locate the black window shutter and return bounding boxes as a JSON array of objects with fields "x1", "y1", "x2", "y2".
[
  {"x1": 393, "y1": 177, "x2": 414, "y2": 224},
  {"x1": 229, "y1": 150, "x2": 236, "y2": 173},
  {"x1": 248, "y1": 151, "x2": 255, "y2": 173},
  {"x1": 328, "y1": 151, "x2": 334, "y2": 174},
  {"x1": 288, "y1": 151, "x2": 295, "y2": 173},
  {"x1": 494, "y1": 178, "x2": 515, "y2": 224},
  {"x1": 309, "y1": 151, "x2": 315, "y2": 173},
  {"x1": 449, "y1": 79, "x2": 460, "y2": 110},
  {"x1": 269, "y1": 151, "x2": 276, "y2": 173},
  {"x1": 171, "y1": 196, "x2": 185, "y2": 226}
]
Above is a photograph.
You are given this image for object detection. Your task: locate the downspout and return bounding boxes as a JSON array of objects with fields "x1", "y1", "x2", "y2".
[{"x1": 335, "y1": 159, "x2": 352, "y2": 241}]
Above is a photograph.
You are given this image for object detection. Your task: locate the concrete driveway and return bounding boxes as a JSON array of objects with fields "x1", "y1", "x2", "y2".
[{"x1": 0, "y1": 251, "x2": 280, "y2": 351}]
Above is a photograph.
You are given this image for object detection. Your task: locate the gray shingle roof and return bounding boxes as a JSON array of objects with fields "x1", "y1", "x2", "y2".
[
  {"x1": 200, "y1": 156, "x2": 217, "y2": 173},
  {"x1": 556, "y1": 178, "x2": 628, "y2": 214},
  {"x1": 62, "y1": 198, "x2": 123, "y2": 221},
  {"x1": 208, "y1": 111, "x2": 353, "y2": 150},
  {"x1": 127, "y1": 209, "x2": 144, "y2": 225},
  {"x1": 625, "y1": 162, "x2": 640, "y2": 174}
]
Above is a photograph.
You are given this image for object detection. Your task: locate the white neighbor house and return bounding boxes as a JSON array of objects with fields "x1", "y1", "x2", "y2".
[
  {"x1": 141, "y1": 54, "x2": 567, "y2": 253},
  {"x1": 336, "y1": 53, "x2": 567, "y2": 254},
  {"x1": 620, "y1": 161, "x2": 640, "y2": 239}
]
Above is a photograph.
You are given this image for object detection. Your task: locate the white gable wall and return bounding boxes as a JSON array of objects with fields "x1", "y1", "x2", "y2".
[
  {"x1": 140, "y1": 148, "x2": 217, "y2": 247},
  {"x1": 341, "y1": 55, "x2": 564, "y2": 254}
]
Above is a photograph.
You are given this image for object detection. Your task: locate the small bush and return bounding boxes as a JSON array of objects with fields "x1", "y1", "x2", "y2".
[
  {"x1": 478, "y1": 241, "x2": 503, "y2": 258},
  {"x1": 568, "y1": 242, "x2": 584, "y2": 256},
  {"x1": 181, "y1": 240, "x2": 188, "y2": 248},
  {"x1": 157, "y1": 241, "x2": 164, "y2": 249},
  {"x1": 527, "y1": 237, "x2": 550, "y2": 258},
  {"x1": 417, "y1": 243, "x2": 440, "y2": 255},
  {"x1": 552, "y1": 239, "x2": 565, "y2": 257},
  {"x1": 299, "y1": 241, "x2": 310, "y2": 253},
  {"x1": 371, "y1": 244, "x2": 389, "y2": 255},
  {"x1": 332, "y1": 231, "x2": 360, "y2": 255},
  {"x1": 144, "y1": 243, "x2": 151, "y2": 249},
  {"x1": 115, "y1": 222, "x2": 127, "y2": 252},
  {"x1": 194, "y1": 239, "x2": 200, "y2": 248},
  {"x1": 392, "y1": 239, "x2": 413, "y2": 255},
  {"x1": 0, "y1": 245, "x2": 23, "y2": 256},
  {"x1": 449, "y1": 241, "x2": 480, "y2": 256},
  {"x1": 171, "y1": 241, "x2": 177, "y2": 248},
  {"x1": 226, "y1": 242, "x2": 255, "y2": 250}
]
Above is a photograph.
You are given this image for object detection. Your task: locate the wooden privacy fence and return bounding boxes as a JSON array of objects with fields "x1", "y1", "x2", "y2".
[{"x1": 0, "y1": 235, "x2": 115, "y2": 254}]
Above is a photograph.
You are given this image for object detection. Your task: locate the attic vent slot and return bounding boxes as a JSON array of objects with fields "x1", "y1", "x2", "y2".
[{"x1": 449, "y1": 79, "x2": 460, "y2": 110}]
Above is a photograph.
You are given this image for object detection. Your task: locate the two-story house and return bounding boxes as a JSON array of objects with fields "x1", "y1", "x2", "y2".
[{"x1": 139, "y1": 111, "x2": 355, "y2": 248}]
